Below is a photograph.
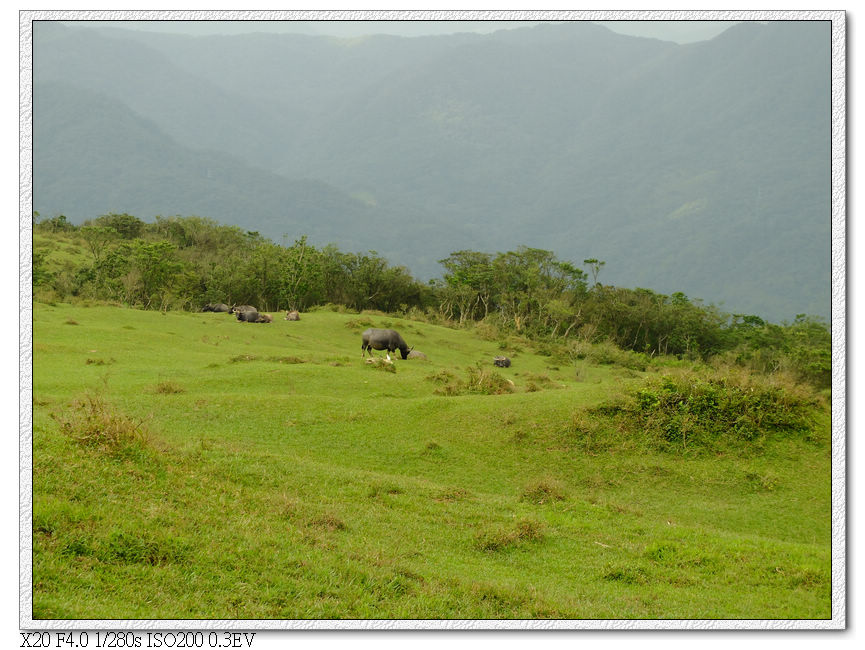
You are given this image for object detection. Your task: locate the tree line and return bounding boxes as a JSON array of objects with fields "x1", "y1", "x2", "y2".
[{"x1": 33, "y1": 213, "x2": 830, "y2": 387}]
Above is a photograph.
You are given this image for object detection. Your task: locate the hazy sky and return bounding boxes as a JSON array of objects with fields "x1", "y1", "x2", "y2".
[{"x1": 67, "y1": 19, "x2": 740, "y2": 44}]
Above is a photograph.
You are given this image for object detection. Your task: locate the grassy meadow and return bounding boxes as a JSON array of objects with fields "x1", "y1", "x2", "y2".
[{"x1": 30, "y1": 302, "x2": 832, "y2": 620}]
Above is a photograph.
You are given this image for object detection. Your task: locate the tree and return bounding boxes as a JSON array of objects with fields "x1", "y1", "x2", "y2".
[
  {"x1": 91, "y1": 213, "x2": 145, "y2": 239},
  {"x1": 279, "y1": 236, "x2": 323, "y2": 311},
  {"x1": 583, "y1": 258, "x2": 605, "y2": 287},
  {"x1": 438, "y1": 250, "x2": 495, "y2": 323}
]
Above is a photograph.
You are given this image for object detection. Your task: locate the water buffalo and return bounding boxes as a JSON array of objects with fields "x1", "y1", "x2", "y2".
[
  {"x1": 285, "y1": 310, "x2": 300, "y2": 321},
  {"x1": 236, "y1": 310, "x2": 271, "y2": 323},
  {"x1": 494, "y1": 356, "x2": 511, "y2": 368},
  {"x1": 203, "y1": 303, "x2": 231, "y2": 313},
  {"x1": 230, "y1": 304, "x2": 257, "y2": 315},
  {"x1": 361, "y1": 328, "x2": 412, "y2": 360}
]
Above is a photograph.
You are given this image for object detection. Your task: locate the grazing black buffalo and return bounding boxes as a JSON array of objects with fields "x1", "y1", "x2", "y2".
[
  {"x1": 361, "y1": 328, "x2": 412, "y2": 360},
  {"x1": 493, "y1": 356, "x2": 511, "y2": 368},
  {"x1": 203, "y1": 303, "x2": 231, "y2": 313}
]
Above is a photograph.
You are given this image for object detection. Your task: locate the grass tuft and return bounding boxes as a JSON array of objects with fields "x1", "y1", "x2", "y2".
[
  {"x1": 267, "y1": 355, "x2": 306, "y2": 364},
  {"x1": 520, "y1": 478, "x2": 566, "y2": 504},
  {"x1": 474, "y1": 518, "x2": 545, "y2": 552},
  {"x1": 368, "y1": 481, "x2": 404, "y2": 498},
  {"x1": 434, "y1": 363, "x2": 514, "y2": 396},
  {"x1": 344, "y1": 318, "x2": 374, "y2": 330},
  {"x1": 152, "y1": 381, "x2": 185, "y2": 394},
  {"x1": 52, "y1": 393, "x2": 150, "y2": 452},
  {"x1": 307, "y1": 513, "x2": 348, "y2": 532},
  {"x1": 365, "y1": 358, "x2": 396, "y2": 373}
]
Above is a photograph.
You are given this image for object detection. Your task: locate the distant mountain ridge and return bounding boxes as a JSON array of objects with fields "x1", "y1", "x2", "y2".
[{"x1": 31, "y1": 20, "x2": 832, "y2": 321}]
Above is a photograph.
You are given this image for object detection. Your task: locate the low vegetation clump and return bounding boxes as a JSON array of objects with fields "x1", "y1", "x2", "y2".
[
  {"x1": 520, "y1": 478, "x2": 567, "y2": 504},
  {"x1": 474, "y1": 518, "x2": 546, "y2": 552},
  {"x1": 434, "y1": 363, "x2": 514, "y2": 396},
  {"x1": 566, "y1": 340, "x2": 651, "y2": 371},
  {"x1": 51, "y1": 393, "x2": 150, "y2": 453},
  {"x1": 266, "y1": 355, "x2": 306, "y2": 364},
  {"x1": 151, "y1": 381, "x2": 185, "y2": 394},
  {"x1": 522, "y1": 372, "x2": 560, "y2": 392},
  {"x1": 344, "y1": 317, "x2": 374, "y2": 330},
  {"x1": 365, "y1": 357, "x2": 397, "y2": 373},
  {"x1": 580, "y1": 368, "x2": 825, "y2": 455}
]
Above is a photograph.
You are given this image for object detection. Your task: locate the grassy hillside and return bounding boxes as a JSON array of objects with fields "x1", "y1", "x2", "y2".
[{"x1": 31, "y1": 302, "x2": 831, "y2": 620}]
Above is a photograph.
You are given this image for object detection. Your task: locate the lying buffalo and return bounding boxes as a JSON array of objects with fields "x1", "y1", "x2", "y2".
[
  {"x1": 361, "y1": 328, "x2": 412, "y2": 360},
  {"x1": 203, "y1": 303, "x2": 231, "y2": 313},
  {"x1": 236, "y1": 310, "x2": 271, "y2": 323},
  {"x1": 231, "y1": 304, "x2": 257, "y2": 315},
  {"x1": 285, "y1": 310, "x2": 301, "y2": 321}
]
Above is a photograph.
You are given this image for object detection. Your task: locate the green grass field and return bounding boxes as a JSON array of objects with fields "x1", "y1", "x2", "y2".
[{"x1": 31, "y1": 302, "x2": 832, "y2": 620}]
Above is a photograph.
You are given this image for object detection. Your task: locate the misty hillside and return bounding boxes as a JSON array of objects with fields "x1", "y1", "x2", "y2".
[{"x1": 31, "y1": 20, "x2": 832, "y2": 321}]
